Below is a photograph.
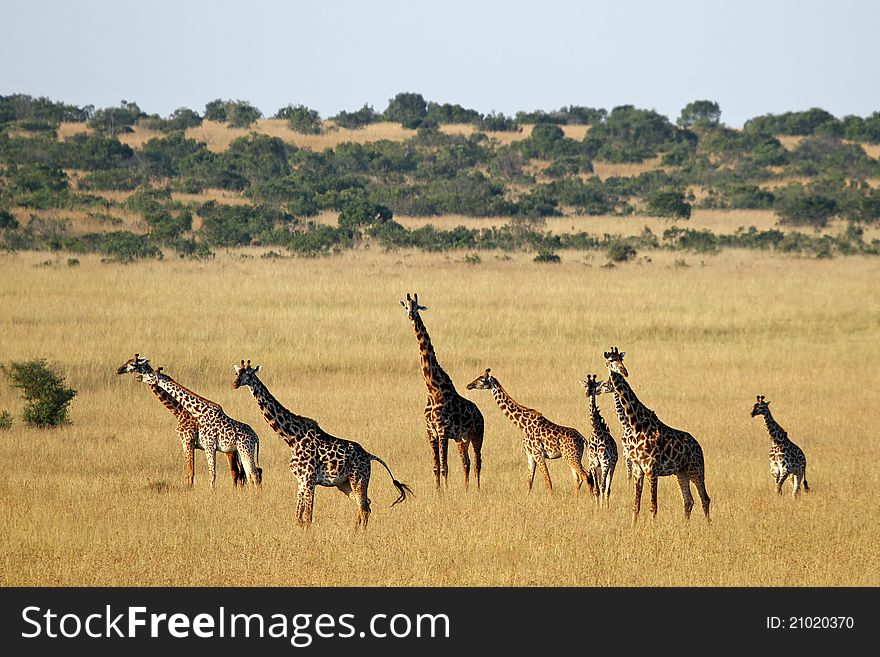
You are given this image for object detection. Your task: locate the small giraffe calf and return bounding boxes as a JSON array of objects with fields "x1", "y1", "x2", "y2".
[
  {"x1": 466, "y1": 368, "x2": 595, "y2": 496},
  {"x1": 139, "y1": 367, "x2": 263, "y2": 489},
  {"x1": 750, "y1": 395, "x2": 810, "y2": 497},
  {"x1": 579, "y1": 375, "x2": 618, "y2": 504},
  {"x1": 116, "y1": 354, "x2": 246, "y2": 488}
]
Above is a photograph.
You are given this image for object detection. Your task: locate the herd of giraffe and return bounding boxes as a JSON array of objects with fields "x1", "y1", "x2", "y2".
[{"x1": 117, "y1": 292, "x2": 811, "y2": 528}]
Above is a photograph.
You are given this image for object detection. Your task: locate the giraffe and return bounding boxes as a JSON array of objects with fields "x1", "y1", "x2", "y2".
[
  {"x1": 400, "y1": 293, "x2": 484, "y2": 490},
  {"x1": 597, "y1": 372, "x2": 636, "y2": 483},
  {"x1": 232, "y1": 360, "x2": 412, "y2": 528},
  {"x1": 603, "y1": 347, "x2": 710, "y2": 521},
  {"x1": 466, "y1": 368, "x2": 595, "y2": 496},
  {"x1": 750, "y1": 395, "x2": 810, "y2": 497},
  {"x1": 137, "y1": 366, "x2": 262, "y2": 488},
  {"x1": 116, "y1": 354, "x2": 246, "y2": 487},
  {"x1": 579, "y1": 375, "x2": 618, "y2": 504}
]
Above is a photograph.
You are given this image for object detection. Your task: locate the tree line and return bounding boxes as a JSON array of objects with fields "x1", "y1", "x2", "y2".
[{"x1": 1, "y1": 93, "x2": 879, "y2": 261}]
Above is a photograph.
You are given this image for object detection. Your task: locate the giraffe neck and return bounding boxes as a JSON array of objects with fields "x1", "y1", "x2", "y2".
[
  {"x1": 610, "y1": 388, "x2": 630, "y2": 432},
  {"x1": 589, "y1": 391, "x2": 610, "y2": 437},
  {"x1": 607, "y1": 370, "x2": 655, "y2": 434},
  {"x1": 148, "y1": 383, "x2": 191, "y2": 421},
  {"x1": 154, "y1": 374, "x2": 220, "y2": 418},
  {"x1": 489, "y1": 380, "x2": 538, "y2": 432},
  {"x1": 761, "y1": 411, "x2": 789, "y2": 444},
  {"x1": 411, "y1": 312, "x2": 456, "y2": 399},
  {"x1": 245, "y1": 376, "x2": 316, "y2": 442}
]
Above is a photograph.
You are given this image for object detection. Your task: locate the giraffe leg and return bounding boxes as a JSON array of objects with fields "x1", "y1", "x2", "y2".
[
  {"x1": 352, "y1": 472, "x2": 371, "y2": 530},
  {"x1": 526, "y1": 454, "x2": 537, "y2": 494},
  {"x1": 204, "y1": 447, "x2": 218, "y2": 490},
  {"x1": 183, "y1": 442, "x2": 195, "y2": 488},
  {"x1": 439, "y1": 438, "x2": 450, "y2": 489},
  {"x1": 456, "y1": 439, "x2": 471, "y2": 490},
  {"x1": 571, "y1": 467, "x2": 582, "y2": 494},
  {"x1": 647, "y1": 472, "x2": 659, "y2": 518},
  {"x1": 802, "y1": 469, "x2": 810, "y2": 493},
  {"x1": 294, "y1": 483, "x2": 308, "y2": 527},
  {"x1": 777, "y1": 471, "x2": 789, "y2": 496},
  {"x1": 428, "y1": 434, "x2": 441, "y2": 490},
  {"x1": 563, "y1": 452, "x2": 593, "y2": 498},
  {"x1": 471, "y1": 433, "x2": 483, "y2": 490},
  {"x1": 225, "y1": 452, "x2": 243, "y2": 487},
  {"x1": 676, "y1": 473, "x2": 695, "y2": 520},
  {"x1": 632, "y1": 470, "x2": 644, "y2": 523},
  {"x1": 625, "y1": 457, "x2": 633, "y2": 482},
  {"x1": 302, "y1": 482, "x2": 316, "y2": 526},
  {"x1": 604, "y1": 462, "x2": 616, "y2": 505},
  {"x1": 238, "y1": 445, "x2": 262, "y2": 488},
  {"x1": 792, "y1": 474, "x2": 802, "y2": 498},
  {"x1": 693, "y1": 474, "x2": 711, "y2": 521},
  {"x1": 536, "y1": 457, "x2": 553, "y2": 495}
]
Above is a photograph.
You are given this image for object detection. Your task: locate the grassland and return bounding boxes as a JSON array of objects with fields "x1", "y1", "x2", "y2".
[{"x1": 0, "y1": 246, "x2": 877, "y2": 587}]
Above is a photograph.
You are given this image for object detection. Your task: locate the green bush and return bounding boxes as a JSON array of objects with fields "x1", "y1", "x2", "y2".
[
  {"x1": 775, "y1": 190, "x2": 838, "y2": 228},
  {"x1": 646, "y1": 188, "x2": 692, "y2": 219},
  {"x1": 0, "y1": 410, "x2": 11, "y2": 429},
  {"x1": 607, "y1": 241, "x2": 637, "y2": 262},
  {"x1": 677, "y1": 100, "x2": 722, "y2": 129},
  {"x1": 384, "y1": 92, "x2": 428, "y2": 128},
  {"x1": 275, "y1": 104, "x2": 322, "y2": 134},
  {"x1": 0, "y1": 209, "x2": 19, "y2": 230},
  {"x1": 204, "y1": 99, "x2": 262, "y2": 128},
  {"x1": 87, "y1": 100, "x2": 144, "y2": 135},
  {"x1": 1, "y1": 359, "x2": 76, "y2": 427},
  {"x1": 330, "y1": 104, "x2": 379, "y2": 129},
  {"x1": 533, "y1": 249, "x2": 561, "y2": 263}
]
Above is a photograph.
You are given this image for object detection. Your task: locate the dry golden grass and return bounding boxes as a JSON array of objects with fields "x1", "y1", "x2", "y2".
[
  {"x1": 393, "y1": 209, "x2": 783, "y2": 236},
  {"x1": 57, "y1": 122, "x2": 90, "y2": 141},
  {"x1": 184, "y1": 120, "x2": 422, "y2": 152},
  {"x1": 0, "y1": 248, "x2": 877, "y2": 587},
  {"x1": 776, "y1": 135, "x2": 805, "y2": 150},
  {"x1": 861, "y1": 143, "x2": 880, "y2": 160},
  {"x1": 592, "y1": 156, "x2": 664, "y2": 180}
]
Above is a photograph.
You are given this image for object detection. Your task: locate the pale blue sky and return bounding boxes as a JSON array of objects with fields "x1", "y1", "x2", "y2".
[{"x1": 2, "y1": 0, "x2": 878, "y2": 127}]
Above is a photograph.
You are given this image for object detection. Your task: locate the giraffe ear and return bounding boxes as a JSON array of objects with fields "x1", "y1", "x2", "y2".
[
  {"x1": 419, "y1": 304, "x2": 428, "y2": 311},
  {"x1": 254, "y1": 364, "x2": 261, "y2": 373}
]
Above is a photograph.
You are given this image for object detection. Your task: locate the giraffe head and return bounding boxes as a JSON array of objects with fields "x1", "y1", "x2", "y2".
[
  {"x1": 138, "y1": 366, "x2": 162, "y2": 386},
  {"x1": 594, "y1": 378, "x2": 616, "y2": 396},
  {"x1": 579, "y1": 374, "x2": 605, "y2": 397},
  {"x1": 232, "y1": 360, "x2": 261, "y2": 390},
  {"x1": 116, "y1": 353, "x2": 153, "y2": 376},
  {"x1": 399, "y1": 292, "x2": 428, "y2": 321},
  {"x1": 466, "y1": 368, "x2": 496, "y2": 391},
  {"x1": 603, "y1": 347, "x2": 628, "y2": 377},
  {"x1": 750, "y1": 395, "x2": 771, "y2": 418}
]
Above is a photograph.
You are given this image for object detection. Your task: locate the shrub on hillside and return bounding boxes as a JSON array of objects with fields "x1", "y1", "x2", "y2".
[{"x1": 275, "y1": 104, "x2": 322, "y2": 135}]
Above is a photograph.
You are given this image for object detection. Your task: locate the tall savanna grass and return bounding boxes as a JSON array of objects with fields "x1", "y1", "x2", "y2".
[{"x1": 0, "y1": 248, "x2": 877, "y2": 586}]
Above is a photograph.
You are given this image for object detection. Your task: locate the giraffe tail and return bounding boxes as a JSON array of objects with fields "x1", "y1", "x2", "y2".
[{"x1": 370, "y1": 454, "x2": 414, "y2": 507}]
